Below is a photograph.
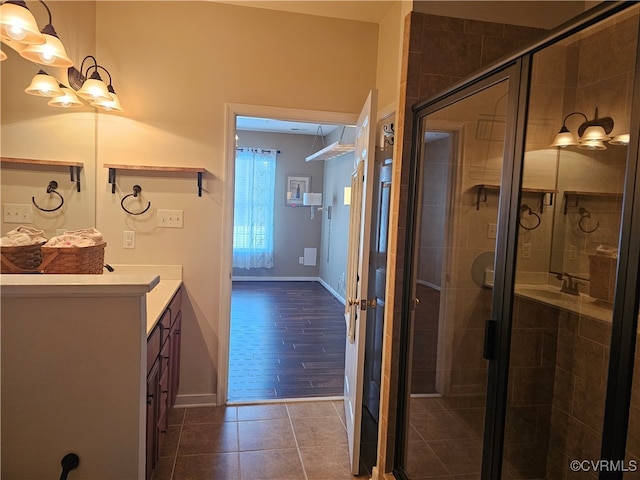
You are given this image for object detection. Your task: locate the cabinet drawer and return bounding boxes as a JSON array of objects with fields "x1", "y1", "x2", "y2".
[
  {"x1": 147, "y1": 326, "x2": 161, "y2": 376},
  {"x1": 159, "y1": 309, "x2": 171, "y2": 346}
]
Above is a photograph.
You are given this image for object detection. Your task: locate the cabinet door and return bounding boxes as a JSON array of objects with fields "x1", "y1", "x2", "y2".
[
  {"x1": 170, "y1": 311, "x2": 182, "y2": 407},
  {"x1": 146, "y1": 359, "x2": 160, "y2": 480}
]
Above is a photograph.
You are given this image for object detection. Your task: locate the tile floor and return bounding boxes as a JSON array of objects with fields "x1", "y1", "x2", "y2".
[{"x1": 152, "y1": 400, "x2": 370, "y2": 480}]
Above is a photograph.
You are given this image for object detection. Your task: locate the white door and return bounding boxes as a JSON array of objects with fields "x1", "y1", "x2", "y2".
[{"x1": 344, "y1": 89, "x2": 377, "y2": 474}]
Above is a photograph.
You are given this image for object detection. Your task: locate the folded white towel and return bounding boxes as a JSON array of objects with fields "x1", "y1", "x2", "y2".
[
  {"x1": 44, "y1": 234, "x2": 95, "y2": 248},
  {"x1": 63, "y1": 228, "x2": 103, "y2": 243},
  {"x1": 0, "y1": 226, "x2": 47, "y2": 246}
]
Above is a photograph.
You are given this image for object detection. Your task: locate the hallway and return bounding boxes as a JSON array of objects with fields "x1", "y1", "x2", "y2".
[{"x1": 151, "y1": 401, "x2": 369, "y2": 480}]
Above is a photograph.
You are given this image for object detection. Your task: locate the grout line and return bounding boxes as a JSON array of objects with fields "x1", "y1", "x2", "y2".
[
  {"x1": 168, "y1": 413, "x2": 184, "y2": 480},
  {"x1": 286, "y1": 403, "x2": 309, "y2": 480}
]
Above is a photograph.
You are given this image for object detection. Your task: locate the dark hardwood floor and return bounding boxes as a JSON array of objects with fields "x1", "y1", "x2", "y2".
[{"x1": 228, "y1": 281, "x2": 346, "y2": 402}]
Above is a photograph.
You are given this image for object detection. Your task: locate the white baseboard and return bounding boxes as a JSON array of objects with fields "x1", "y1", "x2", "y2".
[
  {"x1": 232, "y1": 276, "x2": 320, "y2": 282},
  {"x1": 317, "y1": 277, "x2": 346, "y2": 305},
  {"x1": 175, "y1": 393, "x2": 217, "y2": 407}
]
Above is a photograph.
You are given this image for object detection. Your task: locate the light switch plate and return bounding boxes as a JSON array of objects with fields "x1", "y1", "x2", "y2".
[
  {"x1": 4, "y1": 203, "x2": 33, "y2": 224},
  {"x1": 157, "y1": 209, "x2": 184, "y2": 228}
]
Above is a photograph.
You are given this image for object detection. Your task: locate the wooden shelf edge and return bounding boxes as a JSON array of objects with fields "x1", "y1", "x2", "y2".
[
  {"x1": 103, "y1": 163, "x2": 206, "y2": 173},
  {"x1": 1, "y1": 157, "x2": 83, "y2": 168}
]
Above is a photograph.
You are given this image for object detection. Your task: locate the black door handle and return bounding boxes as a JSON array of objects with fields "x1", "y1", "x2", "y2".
[{"x1": 483, "y1": 319, "x2": 497, "y2": 360}]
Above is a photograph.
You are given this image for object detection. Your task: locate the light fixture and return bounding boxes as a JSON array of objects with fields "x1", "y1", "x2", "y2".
[
  {"x1": 551, "y1": 108, "x2": 628, "y2": 150},
  {"x1": 48, "y1": 83, "x2": 82, "y2": 108},
  {"x1": 69, "y1": 55, "x2": 114, "y2": 104},
  {"x1": 303, "y1": 192, "x2": 323, "y2": 219},
  {"x1": 0, "y1": 0, "x2": 45, "y2": 45},
  {"x1": 18, "y1": 0, "x2": 73, "y2": 67},
  {"x1": 24, "y1": 69, "x2": 62, "y2": 96}
]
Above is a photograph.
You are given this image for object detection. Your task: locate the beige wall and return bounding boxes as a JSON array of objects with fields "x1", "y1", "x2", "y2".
[{"x1": 93, "y1": 1, "x2": 381, "y2": 402}]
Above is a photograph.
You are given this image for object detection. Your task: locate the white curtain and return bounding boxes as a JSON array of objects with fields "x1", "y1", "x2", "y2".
[{"x1": 233, "y1": 148, "x2": 277, "y2": 269}]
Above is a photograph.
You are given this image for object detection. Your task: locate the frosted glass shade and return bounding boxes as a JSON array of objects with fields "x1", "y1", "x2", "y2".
[
  {"x1": 551, "y1": 130, "x2": 578, "y2": 148},
  {"x1": 48, "y1": 86, "x2": 83, "y2": 107},
  {"x1": 580, "y1": 125, "x2": 610, "y2": 142},
  {"x1": 609, "y1": 134, "x2": 630, "y2": 146},
  {"x1": 92, "y1": 92, "x2": 124, "y2": 112},
  {"x1": 578, "y1": 139, "x2": 606, "y2": 150},
  {"x1": 303, "y1": 192, "x2": 322, "y2": 206},
  {"x1": 0, "y1": 2, "x2": 44, "y2": 44},
  {"x1": 76, "y1": 77, "x2": 111, "y2": 102},
  {"x1": 20, "y1": 33, "x2": 73, "y2": 67},
  {"x1": 24, "y1": 71, "x2": 63, "y2": 97}
]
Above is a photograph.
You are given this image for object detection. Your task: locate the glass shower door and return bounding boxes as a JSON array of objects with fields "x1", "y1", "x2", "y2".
[{"x1": 398, "y1": 71, "x2": 518, "y2": 478}]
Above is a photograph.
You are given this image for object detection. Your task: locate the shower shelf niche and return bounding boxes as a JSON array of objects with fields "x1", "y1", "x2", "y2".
[{"x1": 474, "y1": 184, "x2": 556, "y2": 212}]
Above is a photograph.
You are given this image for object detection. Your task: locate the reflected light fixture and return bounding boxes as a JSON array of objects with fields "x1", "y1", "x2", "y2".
[
  {"x1": 551, "y1": 108, "x2": 627, "y2": 150},
  {"x1": 24, "y1": 69, "x2": 62, "y2": 96},
  {"x1": 303, "y1": 192, "x2": 323, "y2": 219},
  {"x1": 0, "y1": 0, "x2": 45, "y2": 44},
  {"x1": 48, "y1": 83, "x2": 82, "y2": 108},
  {"x1": 18, "y1": 0, "x2": 72, "y2": 67}
]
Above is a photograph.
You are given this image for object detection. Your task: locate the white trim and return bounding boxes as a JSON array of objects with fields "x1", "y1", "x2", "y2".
[
  {"x1": 175, "y1": 393, "x2": 218, "y2": 407},
  {"x1": 232, "y1": 276, "x2": 320, "y2": 282},
  {"x1": 416, "y1": 278, "x2": 442, "y2": 291},
  {"x1": 410, "y1": 393, "x2": 442, "y2": 398},
  {"x1": 318, "y1": 277, "x2": 346, "y2": 305},
  {"x1": 219, "y1": 103, "x2": 359, "y2": 406}
]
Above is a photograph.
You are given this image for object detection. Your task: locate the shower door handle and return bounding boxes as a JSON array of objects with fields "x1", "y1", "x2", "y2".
[{"x1": 483, "y1": 319, "x2": 497, "y2": 360}]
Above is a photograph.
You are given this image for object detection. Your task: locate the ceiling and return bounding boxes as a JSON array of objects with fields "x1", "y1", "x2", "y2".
[
  {"x1": 215, "y1": 1, "x2": 397, "y2": 24},
  {"x1": 236, "y1": 117, "x2": 343, "y2": 136}
]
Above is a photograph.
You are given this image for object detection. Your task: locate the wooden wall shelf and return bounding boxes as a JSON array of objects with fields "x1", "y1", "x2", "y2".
[
  {"x1": 1, "y1": 157, "x2": 83, "y2": 191},
  {"x1": 103, "y1": 164, "x2": 207, "y2": 197},
  {"x1": 563, "y1": 190, "x2": 623, "y2": 214}
]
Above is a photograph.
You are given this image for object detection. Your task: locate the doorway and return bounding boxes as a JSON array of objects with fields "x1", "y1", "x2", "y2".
[{"x1": 220, "y1": 105, "x2": 358, "y2": 405}]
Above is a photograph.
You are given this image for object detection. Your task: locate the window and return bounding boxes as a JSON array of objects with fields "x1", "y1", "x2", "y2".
[{"x1": 233, "y1": 148, "x2": 277, "y2": 269}]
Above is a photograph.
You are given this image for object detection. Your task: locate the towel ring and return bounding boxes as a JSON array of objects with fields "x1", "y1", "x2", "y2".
[
  {"x1": 32, "y1": 180, "x2": 64, "y2": 212},
  {"x1": 121, "y1": 185, "x2": 151, "y2": 215},
  {"x1": 578, "y1": 207, "x2": 599, "y2": 233},
  {"x1": 518, "y1": 204, "x2": 541, "y2": 231}
]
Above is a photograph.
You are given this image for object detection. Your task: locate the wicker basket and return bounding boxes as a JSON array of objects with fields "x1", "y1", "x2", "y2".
[
  {"x1": 39, "y1": 242, "x2": 106, "y2": 274},
  {"x1": 1, "y1": 243, "x2": 44, "y2": 273}
]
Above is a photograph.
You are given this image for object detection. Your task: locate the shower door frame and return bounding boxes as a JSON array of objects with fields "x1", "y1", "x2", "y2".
[{"x1": 395, "y1": 2, "x2": 640, "y2": 479}]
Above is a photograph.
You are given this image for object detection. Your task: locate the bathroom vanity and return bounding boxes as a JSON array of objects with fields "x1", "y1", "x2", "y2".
[{"x1": 0, "y1": 265, "x2": 183, "y2": 480}]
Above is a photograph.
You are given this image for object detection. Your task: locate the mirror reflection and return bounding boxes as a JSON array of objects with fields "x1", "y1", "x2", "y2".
[{"x1": 1, "y1": 1, "x2": 97, "y2": 238}]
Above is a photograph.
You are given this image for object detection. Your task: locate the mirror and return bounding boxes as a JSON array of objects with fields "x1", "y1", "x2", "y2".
[
  {"x1": 520, "y1": 13, "x2": 635, "y2": 291},
  {"x1": 1, "y1": 1, "x2": 97, "y2": 238}
]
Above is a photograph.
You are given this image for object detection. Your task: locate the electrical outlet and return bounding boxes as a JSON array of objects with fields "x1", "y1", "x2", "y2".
[
  {"x1": 3, "y1": 203, "x2": 33, "y2": 224},
  {"x1": 568, "y1": 245, "x2": 578, "y2": 260},
  {"x1": 522, "y1": 243, "x2": 532, "y2": 259},
  {"x1": 299, "y1": 256, "x2": 304, "y2": 264},
  {"x1": 157, "y1": 209, "x2": 184, "y2": 228},
  {"x1": 123, "y1": 231, "x2": 135, "y2": 249},
  {"x1": 487, "y1": 223, "x2": 497, "y2": 239}
]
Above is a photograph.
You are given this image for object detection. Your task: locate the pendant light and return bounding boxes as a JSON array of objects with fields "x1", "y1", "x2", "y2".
[
  {"x1": 550, "y1": 112, "x2": 586, "y2": 148},
  {"x1": 48, "y1": 84, "x2": 83, "y2": 108},
  {"x1": 89, "y1": 65, "x2": 124, "y2": 112},
  {"x1": 19, "y1": 1, "x2": 72, "y2": 67},
  {"x1": 0, "y1": 0, "x2": 45, "y2": 45},
  {"x1": 24, "y1": 69, "x2": 63, "y2": 97}
]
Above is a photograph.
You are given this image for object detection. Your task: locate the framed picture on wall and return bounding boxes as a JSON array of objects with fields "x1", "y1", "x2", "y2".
[{"x1": 285, "y1": 174, "x2": 310, "y2": 206}]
